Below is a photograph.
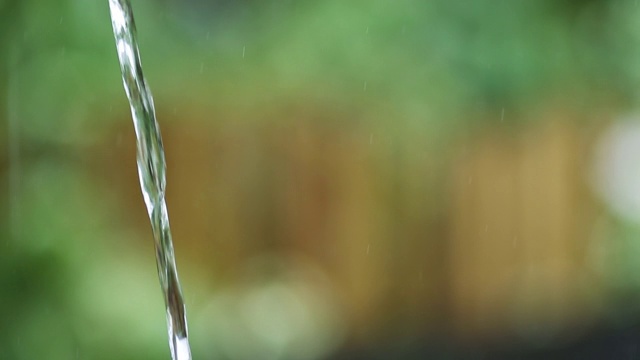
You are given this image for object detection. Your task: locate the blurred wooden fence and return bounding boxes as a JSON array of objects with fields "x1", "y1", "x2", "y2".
[
  {"x1": 449, "y1": 118, "x2": 597, "y2": 341},
  {"x1": 101, "y1": 107, "x2": 602, "y2": 344}
]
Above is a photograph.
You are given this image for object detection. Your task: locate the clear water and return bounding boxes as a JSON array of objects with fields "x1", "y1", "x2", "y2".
[{"x1": 107, "y1": 1, "x2": 192, "y2": 359}]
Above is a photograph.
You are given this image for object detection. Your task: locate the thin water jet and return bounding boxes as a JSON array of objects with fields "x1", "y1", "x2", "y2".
[{"x1": 107, "y1": 1, "x2": 192, "y2": 359}]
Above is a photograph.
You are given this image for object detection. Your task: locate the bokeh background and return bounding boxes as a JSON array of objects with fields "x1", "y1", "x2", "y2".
[{"x1": 4, "y1": 0, "x2": 640, "y2": 359}]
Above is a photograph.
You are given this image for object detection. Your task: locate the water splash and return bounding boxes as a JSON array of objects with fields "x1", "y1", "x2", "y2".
[{"x1": 107, "y1": 1, "x2": 192, "y2": 359}]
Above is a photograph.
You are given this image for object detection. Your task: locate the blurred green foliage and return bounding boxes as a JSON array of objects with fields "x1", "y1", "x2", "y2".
[{"x1": 4, "y1": 0, "x2": 640, "y2": 143}]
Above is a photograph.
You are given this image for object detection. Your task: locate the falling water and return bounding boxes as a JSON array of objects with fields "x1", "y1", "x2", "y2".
[
  {"x1": 7, "y1": 43, "x2": 21, "y2": 243},
  {"x1": 107, "y1": 1, "x2": 192, "y2": 359}
]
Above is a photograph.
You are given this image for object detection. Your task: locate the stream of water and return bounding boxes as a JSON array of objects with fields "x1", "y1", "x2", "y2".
[{"x1": 108, "y1": 1, "x2": 192, "y2": 359}]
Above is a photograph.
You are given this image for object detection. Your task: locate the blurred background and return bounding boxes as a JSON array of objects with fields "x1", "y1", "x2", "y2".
[{"x1": 4, "y1": 0, "x2": 640, "y2": 359}]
